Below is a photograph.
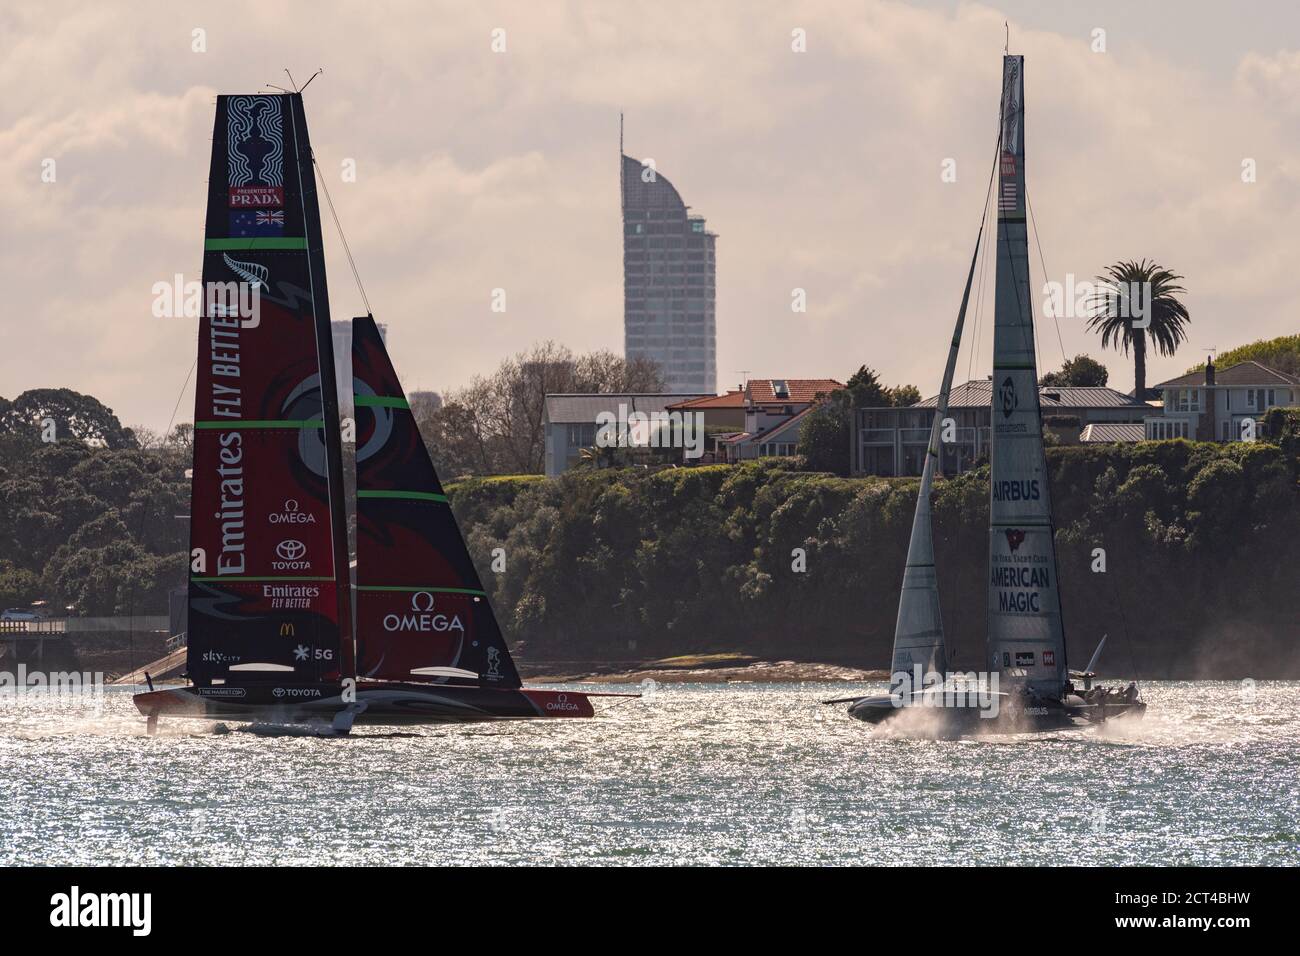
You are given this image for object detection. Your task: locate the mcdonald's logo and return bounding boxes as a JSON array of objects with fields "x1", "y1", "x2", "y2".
[{"x1": 279, "y1": 622, "x2": 295, "y2": 637}]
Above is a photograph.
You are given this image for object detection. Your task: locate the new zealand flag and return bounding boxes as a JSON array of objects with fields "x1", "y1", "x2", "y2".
[{"x1": 229, "y1": 209, "x2": 285, "y2": 237}]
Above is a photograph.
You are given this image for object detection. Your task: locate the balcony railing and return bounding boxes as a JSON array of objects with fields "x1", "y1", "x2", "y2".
[
  {"x1": 858, "y1": 428, "x2": 896, "y2": 444},
  {"x1": 0, "y1": 620, "x2": 67, "y2": 636}
]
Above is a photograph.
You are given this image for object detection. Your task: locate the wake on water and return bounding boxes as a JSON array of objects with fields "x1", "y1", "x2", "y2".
[{"x1": 858, "y1": 705, "x2": 1243, "y2": 747}]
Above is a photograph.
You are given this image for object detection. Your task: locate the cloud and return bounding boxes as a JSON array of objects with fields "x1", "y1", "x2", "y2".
[
  {"x1": 2, "y1": 1, "x2": 1298, "y2": 430},
  {"x1": 1236, "y1": 48, "x2": 1300, "y2": 115}
]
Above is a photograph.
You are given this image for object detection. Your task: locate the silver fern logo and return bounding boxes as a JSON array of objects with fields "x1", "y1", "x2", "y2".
[{"x1": 222, "y1": 254, "x2": 267, "y2": 289}]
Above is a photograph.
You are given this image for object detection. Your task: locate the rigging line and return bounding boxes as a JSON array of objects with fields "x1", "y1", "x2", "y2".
[
  {"x1": 1105, "y1": 564, "x2": 1141, "y2": 682},
  {"x1": 968, "y1": 195, "x2": 993, "y2": 384},
  {"x1": 313, "y1": 157, "x2": 372, "y2": 316},
  {"x1": 964, "y1": 106, "x2": 1006, "y2": 386},
  {"x1": 1027, "y1": 192, "x2": 1069, "y2": 368},
  {"x1": 124, "y1": 354, "x2": 198, "y2": 688},
  {"x1": 595, "y1": 695, "x2": 641, "y2": 715}
]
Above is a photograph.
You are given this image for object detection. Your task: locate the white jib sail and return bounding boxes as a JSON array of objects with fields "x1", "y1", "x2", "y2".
[{"x1": 888, "y1": 185, "x2": 990, "y2": 688}]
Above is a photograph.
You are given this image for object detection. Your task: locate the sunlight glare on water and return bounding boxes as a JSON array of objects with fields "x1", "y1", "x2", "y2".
[{"x1": 0, "y1": 681, "x2": 1295, "y2": 865}]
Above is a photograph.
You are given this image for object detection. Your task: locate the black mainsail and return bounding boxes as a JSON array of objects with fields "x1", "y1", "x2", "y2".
[{"x1": 186, "y1": 93, "x2": 353, "y2": 690}]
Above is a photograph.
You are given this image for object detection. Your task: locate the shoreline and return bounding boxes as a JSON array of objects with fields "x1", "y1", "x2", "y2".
[{"x1": 517, "y1": 654, "x2": 887, "y2": 685}]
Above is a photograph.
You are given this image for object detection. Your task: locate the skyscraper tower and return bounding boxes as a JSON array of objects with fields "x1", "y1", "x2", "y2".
[{"x1": 620, "y1": 120, "x2": 717, "y2": 394}]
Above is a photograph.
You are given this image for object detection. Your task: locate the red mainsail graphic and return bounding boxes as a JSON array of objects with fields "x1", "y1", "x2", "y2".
[
  {"x1": 351, "y1": 315, "x2": 521, "y2": 688},
  {"x1": 187, "y1": 94, "x2": 353, "y2": 688}
]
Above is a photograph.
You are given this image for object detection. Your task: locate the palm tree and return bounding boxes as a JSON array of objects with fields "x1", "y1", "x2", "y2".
[{"x1": 1086, "y1": 259, "x2": 1190, "y2": 399}]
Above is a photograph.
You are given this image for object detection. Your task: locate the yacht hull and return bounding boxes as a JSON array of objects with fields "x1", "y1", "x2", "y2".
[
  {"x1": 133, "y1": 682, "x2": 628, "y2": 727},
  {"x1": 846, "y1": 693, "x2": 1145, "y2": 733}
]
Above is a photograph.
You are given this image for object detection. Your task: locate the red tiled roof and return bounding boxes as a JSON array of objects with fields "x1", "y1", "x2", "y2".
[
  {"x1": 665, "y1": 390, "x2": 745, "y2": 410},
  {"x1": 745, "y1": 379, "x2": 844, "y2": 404}
]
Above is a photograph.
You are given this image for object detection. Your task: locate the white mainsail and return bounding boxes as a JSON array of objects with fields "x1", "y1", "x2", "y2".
[
  {"x1": 889, "y1": 200, "x2": 989, "y2": 686},
  {"x1": 987, "y1": 55, "x2": 1068, "y2": 698}
]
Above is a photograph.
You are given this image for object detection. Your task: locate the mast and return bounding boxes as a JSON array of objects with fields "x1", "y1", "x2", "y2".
[
  {"x1": 889, "y1": 217, "x2": 988, "y2": 685},
  {"x1": 288, "y1": 92, "x2": 355, "y2": 682},
  {"x1": 986, "y1": 56, "x2": 1068, "y2": 699}
]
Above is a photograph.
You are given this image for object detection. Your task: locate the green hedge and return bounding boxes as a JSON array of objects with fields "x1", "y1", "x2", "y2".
[{"x1": 448, "y1": 444, "x2": 1300, "y2": 677}]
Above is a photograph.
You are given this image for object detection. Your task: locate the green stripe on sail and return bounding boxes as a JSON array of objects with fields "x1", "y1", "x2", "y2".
[
  {"x1": 354, "y1": 395, "x2": 410, "y2": 409},
  {"x1": 205, "y1": 237, "x2": 308, "y2": 251},
  {"x1": 191, "y1": 576, "x2": 335, "y2": 583},
  {"x1": 357, "y1": 585, "x2": 487, "y2": 596},
  {"x1": 992, "y1": 363, "x2": 1038, "y2": 370},
  {"x1": 357, "y1": 490, "x2": 448, "y2": 503},
  {"x1": 194, "y1": 420, "x2": 323, "y2": 429}
]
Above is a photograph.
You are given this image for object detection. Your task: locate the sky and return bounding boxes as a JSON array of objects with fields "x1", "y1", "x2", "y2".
[{"x1": 3, "y1": 0, "x2": 1299, "y2": 432}]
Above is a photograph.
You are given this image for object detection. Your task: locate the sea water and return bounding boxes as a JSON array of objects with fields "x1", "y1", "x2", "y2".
[{"x1": 0, "y1": 681, "x2": 1294, "y2": 865}]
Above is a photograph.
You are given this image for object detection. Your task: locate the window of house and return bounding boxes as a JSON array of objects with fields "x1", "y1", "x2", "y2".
[
  {"x1": 566, "y1": 423, "x2": 596, "y2": 448},
  {"x1": 1150, "y1": 420, "x2": 1188, "y2": 440}
]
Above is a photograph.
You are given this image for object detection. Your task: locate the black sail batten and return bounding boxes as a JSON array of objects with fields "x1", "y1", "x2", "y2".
[
  {"x1": 185, "y1": 93, "x2": 352, "y2": 688},
  {"x1": 351, "y1": 316, "x2": 522, "y2": 689}
]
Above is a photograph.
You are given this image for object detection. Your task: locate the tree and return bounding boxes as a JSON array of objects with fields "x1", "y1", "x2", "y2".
[
  {"x1": 1040, "y1": 354, "x2": 1109, "y2": 388},
  {"x1": 798, "y1": 404, "x2": 849, "y2": 475},
  {"x1": 421, "y1": 343, "x2": 667, "y2": 476},
  {"x1": 0, "y1": 559, "x2": 41, "y2": 610},
  {"x1": 841, "y1": 366, "x2": 890, "y2": 409},
  {"x1": 0, "y1": 388, "x2": 138, "y2": 448},
  {"x1": 887, "y1": 384, "x2": 922, "y2": 406},
  {"x1": 166, "y1": 423, "x2": 194, "y2": 452},
  {"x1": 129, "y1": 425, "x2": 164, "y2": 449},
  {"x1": 1086, "y1": 260, "x2": 1190, "y2": 399},
  {"x1": 1185, "y1": 334, "x2": 1300, "y2": 378},
  {"x1": 797, "y1": 367, "x2": 921, "y2": 475}
]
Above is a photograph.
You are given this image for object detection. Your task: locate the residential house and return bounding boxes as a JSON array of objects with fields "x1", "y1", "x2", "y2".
[
  {"x1": 714, "y1": 378, "x2": 844, "y2": 463},
  {"x1": 664, "y1": 390, "x2": 746, "y2": 432},
  {"x1": 1146, "y1": 358, "x2": 1300, "y2": 442},
  {"x1": 542, "y1": 392, "x2": 708, "y2": 476},
  {"x1": 852, "y1": 380, "x2": 1150, "y2": 476}
]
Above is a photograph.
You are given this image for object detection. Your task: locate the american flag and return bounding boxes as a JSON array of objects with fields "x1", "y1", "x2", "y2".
[{"x1": 999, "y1": 183, "x2": 1018, "y2": 212}]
